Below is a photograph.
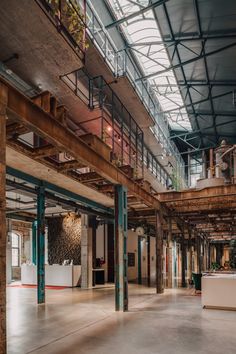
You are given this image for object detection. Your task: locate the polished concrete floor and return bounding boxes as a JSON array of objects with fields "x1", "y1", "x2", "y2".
[{"x1": 7, "y1": 284, "x2": 236, "y2": 354}]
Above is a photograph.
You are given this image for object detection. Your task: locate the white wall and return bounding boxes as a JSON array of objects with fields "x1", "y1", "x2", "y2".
[
  {"x1": 96, "y1": 225, "x2": 156, "y2": 283},
  {"x1": 127, "y1": 230, "x2": 138, "y2": 280},
  {"x1": 96, "y1": 224, "x2": 108, "y2": 282},
  {"x1": 150, "y1": 237, "x2": 156, "y2": 284}
]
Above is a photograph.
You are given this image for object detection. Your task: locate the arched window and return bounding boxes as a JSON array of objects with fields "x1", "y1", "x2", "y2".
[{"x1": 11, "y1": 232, "x2": 20, "y2": 267}]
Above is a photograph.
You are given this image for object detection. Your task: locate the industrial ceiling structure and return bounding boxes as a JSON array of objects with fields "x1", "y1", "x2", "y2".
[{"x1": 103, "y1": 0, "x2": 236, "y2": 153}]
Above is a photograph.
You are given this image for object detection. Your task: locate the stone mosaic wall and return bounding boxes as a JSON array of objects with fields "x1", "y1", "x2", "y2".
[{"x1": 48, "y1": 213, "x2": 81, "y2": 265}]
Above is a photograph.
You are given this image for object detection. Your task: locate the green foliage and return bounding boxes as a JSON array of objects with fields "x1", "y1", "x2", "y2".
[
  {"x1": 47, "y1": 0, "x2": 88, "y2": 50},
  {"x1": 211, "y1": 262, "x2": 220, "y2": 270}
]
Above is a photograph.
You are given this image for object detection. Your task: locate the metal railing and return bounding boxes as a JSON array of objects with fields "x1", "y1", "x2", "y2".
[
  {"x1": 62, "y1": 68, "x2": 172, "y2": 187},
  {"x1": 36, "y1": 0, "x2": 184, "y2": 188},
  {"x1": 83, "y1": 0, "x2": 186, "y2": 187}
]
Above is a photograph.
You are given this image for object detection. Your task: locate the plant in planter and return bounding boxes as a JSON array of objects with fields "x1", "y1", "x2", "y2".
[
  {"x1": 211, "y1": 262, "x2": 220, "y2": 271},
  {"x1": 47, "y1": 0, "x2": 88, "y2": 50}
]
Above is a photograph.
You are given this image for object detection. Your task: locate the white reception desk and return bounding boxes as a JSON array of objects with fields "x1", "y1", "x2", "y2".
[
  {"x1": 21, "y1": 264, "x2": 81, "y2": 287},
  {"x1": 202, "y1": 274, "x2": 236, "y2": 310}
]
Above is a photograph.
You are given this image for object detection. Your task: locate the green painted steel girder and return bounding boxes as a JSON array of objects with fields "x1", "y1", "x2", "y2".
[
  {"x1": 114, "y1": 185, "x2": 128, "y2": 312},
  {"x1": 105, "y1": 0, "x2": 168, "y2": 30},
  {"x1": 32, "y1": 220, "x2": 37, "y2": 265},
  {"x1": 136, "y1": 41, "x2": 236, "y2": 81},
  {"x1": 37, "y1": 183, "x2": 45, "y2": 304},
  {"x1": 6, "y1": 167, "x2": 113, "y2": 216}
]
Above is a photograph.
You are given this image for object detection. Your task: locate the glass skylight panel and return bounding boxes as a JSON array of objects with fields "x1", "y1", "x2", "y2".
[{"x1": 107, "y1": 0, "x2": 191, "y2": 131}]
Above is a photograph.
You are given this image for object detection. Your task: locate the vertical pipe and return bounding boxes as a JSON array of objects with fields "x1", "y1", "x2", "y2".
[
  {"x1": 209, "y1": 148, "x2": 214, "y2": 178},
  {"x1": 156, "y1": 211, "x2": 164, "y2": 294},
  {"x1": 202, "y1": 150, "x2": 207, "y2": 179},
  {"x1": 37, "y1": 183, "x2": 45, "y2": 304},
  {"x1": 32, "y1": 220, "x2": 37, "y2": 265},
  {"x1": 0, "y1": 83, "x2": 7, "y2": 354},
  {"x1": 114, "y1": 185, "x2": 128, "y2": 311}
]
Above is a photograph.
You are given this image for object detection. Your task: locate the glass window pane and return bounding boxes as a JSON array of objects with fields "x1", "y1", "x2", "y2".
[
  {"x1": 11, "y1": 233, "x2": 19, "y2": 247},
  {"x1": 12, "y1": 249, "x2": 19, "y2": 267}
]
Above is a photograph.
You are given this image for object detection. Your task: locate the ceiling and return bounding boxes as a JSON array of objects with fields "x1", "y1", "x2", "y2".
[
  {"x1": 104, "y1": 0, "x2": 236, "y2": 152},
  {"x1": 154, "y1": 0, "x2": 236, "y2": 151}
]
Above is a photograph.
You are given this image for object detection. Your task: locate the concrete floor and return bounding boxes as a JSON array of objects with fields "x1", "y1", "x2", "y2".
[{"x1": 7, "y1": 284, "x2": 236, "y2": 354}]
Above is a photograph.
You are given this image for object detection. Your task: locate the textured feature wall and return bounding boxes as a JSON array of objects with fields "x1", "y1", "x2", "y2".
[{"x1": 48, "y1": 214, "x2": 81, "y2": 265}]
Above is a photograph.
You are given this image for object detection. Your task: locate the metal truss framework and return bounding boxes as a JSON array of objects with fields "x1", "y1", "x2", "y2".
[{"x1": 105, "y1": 0, "x2": 236, "y2": 153}]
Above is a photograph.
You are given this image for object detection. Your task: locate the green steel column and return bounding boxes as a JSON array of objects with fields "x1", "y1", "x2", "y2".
[
  {"x1": 138, "y1": 236, "x2": 142, "y2": 284},
  {"x1": 37, "y1": 183, "x2": 45, "y2": 304},
  {"x1": 32, "y1": 220, "x2": 37, "y2": 265},
  {"x1": 156, "y1": 211, "x2": 164, "y2": 294},
  {"x1": 114, "y1": 185, "x2": 128, "y2": 312}
]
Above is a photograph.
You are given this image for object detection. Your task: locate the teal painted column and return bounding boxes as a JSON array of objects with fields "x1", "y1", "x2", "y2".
[
  {"x1": 37, "y1": 183, "x2": 45, "y2": 304},
  {"x1": 32, "y1": 220, "x2": 37, "y2": 265},
  {"x1": 114, "y1": 185, "x2": 128, "y2": 311},
  {"x1": 138, "y1": 236, "x2": 142, "y2": 284}
]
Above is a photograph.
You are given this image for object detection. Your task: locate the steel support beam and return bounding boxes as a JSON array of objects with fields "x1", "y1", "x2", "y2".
[
  {"x1": 37, "y1": 183, "x2": 45, "y2": 304},
  {"x1": 155, "y1": 211, "x2": 164, "y2": 294},
  {"x1": 32, "y1": 220, "x2": 37, "y2": 265},
  {"x1": 2, "y1": 79, "x2": 160, "y2": 210},
  {"x1": 0, "y1": 83, "x2": 7, "y2": 354},
  {"x1": 163, "y1": 90, "x2": 232, "y2": 114},
  {"x1": 7, "y1": 167, "x2": 113, "y2": 216},
  {"x1": 137, "y1": 41, "x2": 236, "y2": 81},
  {"x1": 114, "y1": 185, "x2": 128, "y2": 311},
  {"x1": 128, "y1": 33, "x2": 236, "y2": 46},
  {"x1": 105, "y1": 0, "x2": 168, "y2": 29}
]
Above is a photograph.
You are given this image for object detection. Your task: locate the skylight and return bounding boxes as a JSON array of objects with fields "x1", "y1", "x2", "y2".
[{"x1": 106, "y1": 0, "x2": 192, "y2": 131}]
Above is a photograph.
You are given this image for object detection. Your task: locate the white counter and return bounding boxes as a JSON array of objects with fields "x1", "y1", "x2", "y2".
[
  {"x1": 202, "y1": 274, "x2": 236, "y2": 310},
  {"x1": 21, "y1": 264, "x2": 81, "y2": 287}
]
